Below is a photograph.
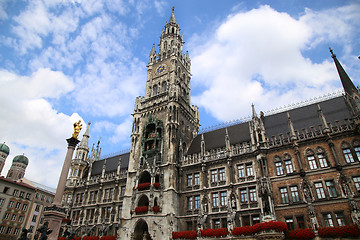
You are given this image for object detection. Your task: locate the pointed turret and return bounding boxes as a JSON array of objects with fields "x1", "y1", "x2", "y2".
[
  {"x1": 330, "y1": 48, "x2": 360, "y2": 121},
  {"x1": 169, "y1": 6, "x2": 177, "y2": 24},
  {"x1": 330, "y1": 48, "x2": 357, "y2": 95},
  {"x1": 79, "y1": 122, "x2": 90, "y2": 149},
  {"x1": 252, "y1": 104, "x2": 258, "y2": 119},
  {"x1": 287, "y1": 112, "x2": 297, "y2": 141}
]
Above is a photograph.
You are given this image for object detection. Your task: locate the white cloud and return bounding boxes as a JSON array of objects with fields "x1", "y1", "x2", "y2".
[
  {"x1": 189, "y1": 5, "x2": 353, "y2": 122},
  {"x1": 0, "y1": 68, "x2": 84, "y2": 187},
  {"x1": 0, "y1": 0, "x2": 10, "y2": 20},
  {"x1": 93, "y1": 117, "x2": 132, "y2": 145}
]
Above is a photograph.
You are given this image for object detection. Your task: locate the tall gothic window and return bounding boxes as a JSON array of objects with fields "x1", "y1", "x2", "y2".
[
  {"x1": 280, "y1": 187, "x2": 289, "y2": 204},
  {"x1": 307, "y1": 155, "x2": 317, "y2": 169},
  {"x1": 353, "y1": 176, "x2": 360, "y2": 192},
  {"x1": 323, "y1": 213, "x2": 334, "y2": 227},
  {"x1": 315, "y1": 182, "x2": 326, "y2": 199},
  {"x1": 290, "y1": 186, "x2": 300, "y2": 203},
  {"x1": 275, "y1": 161, "x2": 284, "y2": 175},
  {"x1": 343, "y1": 148, "x2": 354, "y2": 163},
  {"x1": 325, "y1": 180, "x2": 337, "y2": 198},
  {"x1": 212, "y1": 193, "x2": 219, "y2": 207}
]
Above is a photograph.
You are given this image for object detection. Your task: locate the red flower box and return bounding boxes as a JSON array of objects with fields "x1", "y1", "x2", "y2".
[
  {"x1": 201, "y1": 228, "x2": 229, "y2": 237},
  {"x1": 153, "y1": 206, "x2": 160, "y2": 213},
  {"x1": 232, "y1": 225, "x2": 256, "y2": 236},
  {"x1": 58, "y1": 238, "x2": 66, "y2": 240},
  {"x1": 287, "y1": 228, "x2": 315, "y2": 239},
  {"x1": 153, "y1": 182, "x2": 160, "y2": 189},
  {"x1": 75, "y1": 237, "x2": 81, "y2": 240},
  {"x1": 100, "y1": 236, "x2": 117, "y2": 240},
  {"x1": 232, "y1": 221, "x2": 288, "y2": 236},
  {"x1": 172, "y1": 230, "x2": 197, "y2": 239},
  {"x1": 83, "y1": 237, "x2": 98, "y2": 240},
  {"x1": 135, "y1": 206, "x2": 149, "y2": 214},
  {"x1": 137, "y1": 182, "x2": 151, "y2": 190},
  {"x1": 318, "y1": 225, "x2": 360, "y2": 238}
]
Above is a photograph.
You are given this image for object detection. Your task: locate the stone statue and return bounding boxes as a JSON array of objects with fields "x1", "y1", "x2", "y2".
[
  {"x1": 226, "y1": 199, "x2": 236, "y2": 232},
  {"x1": 66, "y1": 232, "x2": 75, "y2": 240},
  {"x1": 17, "y1": 228, "x2": 29, "y2": 240},
  {"x1": 72, "y1": 120, "x2": 83, "y2": 139},
  {"x1": 37, "y1": 222, "x2": 52, "y2": 240}
]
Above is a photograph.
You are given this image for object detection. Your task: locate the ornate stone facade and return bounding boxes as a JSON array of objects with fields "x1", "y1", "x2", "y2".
[{"x1": 61, "y1": 8, "x2": 360, "y2": 240}]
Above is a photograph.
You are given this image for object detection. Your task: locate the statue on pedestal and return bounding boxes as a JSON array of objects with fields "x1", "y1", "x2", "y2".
[{"x1": 72, "y1": 120, "x2": 83, "y2": 139}]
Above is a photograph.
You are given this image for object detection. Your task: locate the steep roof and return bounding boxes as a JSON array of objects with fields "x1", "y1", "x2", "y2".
[
  {"x1": 91, "y1": 152, "x2": 130, "y2": 176},
  {"x1": 186, "y1": 95, "x2": 351, "y2": 155},
  {"x1": 187, "y1": 122, "x2": 251, "y2": 155},
  {"x1": 265, "y1": 96, "x2": 350, "y2": 138}
]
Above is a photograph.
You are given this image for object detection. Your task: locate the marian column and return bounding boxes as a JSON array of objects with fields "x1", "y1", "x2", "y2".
[{"x1": 43, "y1": 121, "x2": 82, "y2": 240}]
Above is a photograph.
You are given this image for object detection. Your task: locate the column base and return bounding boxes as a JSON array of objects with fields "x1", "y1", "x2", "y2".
[{"x1": 43, "y1": 205, "x2": 67, "y2": 240}]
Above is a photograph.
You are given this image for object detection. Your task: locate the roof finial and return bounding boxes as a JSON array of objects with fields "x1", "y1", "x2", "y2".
[{"x1": 329, "y1": 47, "x2": 336, "y2": 58}]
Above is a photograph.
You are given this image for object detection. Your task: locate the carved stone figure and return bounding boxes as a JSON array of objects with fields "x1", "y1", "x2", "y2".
[
  {"x1": 17, "y1": 228, "x2": 29, "y2": 240},
  {"x1": 37, "y1": 222, "x2": 52, "y2": 240},
  {"x1": 308, "y1": 205, "x2": 318, "y2": 230},
  {"x1": 66, "y1": 232, "x2": 75, "y2": 240}
]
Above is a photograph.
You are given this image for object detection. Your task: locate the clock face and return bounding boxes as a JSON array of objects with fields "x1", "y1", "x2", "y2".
[{"x1": 156, "y1": 64, "x2": 167, "y2": 75}]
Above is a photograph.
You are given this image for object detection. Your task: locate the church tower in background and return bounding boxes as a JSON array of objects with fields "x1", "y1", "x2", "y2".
[{"x1": 119, "y1": 7, "x2": 199, "y2": 239}]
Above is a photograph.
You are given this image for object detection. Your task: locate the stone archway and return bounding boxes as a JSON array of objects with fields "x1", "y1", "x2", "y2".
[{"x1": 134, "y1": 219, "x2": 151, "y2": 240}]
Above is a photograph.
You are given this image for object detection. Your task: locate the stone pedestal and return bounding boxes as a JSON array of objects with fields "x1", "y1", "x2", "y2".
[
  {"x1": 43, "y1": 205, "x2": 67, "y2": 240},
  {"x1": 43, "y1": 137, "x2": 79, "y2": 240}
]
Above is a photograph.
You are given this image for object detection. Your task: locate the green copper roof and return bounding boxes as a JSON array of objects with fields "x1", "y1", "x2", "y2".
[
  {"x1": 13, "y1": 155, "x2": 29, "y2": 165},
  {"x1": 0, "y1": 143, "x2": 10, "y2": 155}
]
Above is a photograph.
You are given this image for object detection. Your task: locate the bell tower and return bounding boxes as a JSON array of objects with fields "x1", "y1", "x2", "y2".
[{"x1": 120, "y1": 7, "x2": 199, "y2": 240}]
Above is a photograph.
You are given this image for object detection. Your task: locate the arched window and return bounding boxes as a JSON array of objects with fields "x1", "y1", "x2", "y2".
[
  {"x1": 316, "y1": 147, "x2": 329, "y2": 168},
  {"x1": 274, "y1": 156, "x2": 284, "y2": 175},
  {"x1": 139, "y1": 171, "x2": 151, "y2": 184},
  {"x1": 306, "y1": 149, "x2": 317, "y2": 170},
  {"x1": 283, "y1": 153, "x2": 294, "y2": 173},
  {"x1": 153, "y1": 85, "x2": 158, "y2": 96},
  {"x1": 162, "y1": 81, "x2": 167, "y2": 92},
  {"x1": 137, "y1": 195, "x2": 149, "y2": 207},
  {"x1": 341, "y1": 141, "x2": 355, "y2": 163}
]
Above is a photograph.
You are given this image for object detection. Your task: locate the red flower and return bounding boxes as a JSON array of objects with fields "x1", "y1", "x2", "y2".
[
  {"x1": 74, "y1": 237, "x2": 81, "y2": 240},
  {"x1": 287, "y1": 228, "x2": 315, "y2": 239},
  {"x1": 201, "y1": 228, "x2": 229, "y2": 237},
  {"x1": 135, "y1": 206, "x2": 149, "y2": 214},
  {"x1": 137, "y1": 182, "x2": 151, "y2": 190},
  {"x1": 83, "y1": 237, "x2": 98, "y2": 240},
  {"x1": 172, "y1": 230, "x2": 197, "y2": 239},
  {"x1": 318, "y1": 225, "x2": 360, "y2": 238},
  {"x1": 153, "y1": 206, "x2": 160, "y2": 213},
  {"x1": 232, "y1": 221, "x2": 288, "y2": 236},
  {"x1": 100, "y1": 236, "x2": 117, "y2": 240},
  {"x1": 153, "y1": 182, "x2": 161, "y2": 188},
  {"x1": 232, "y1": 226, "x2": 256, "y2": 236}
]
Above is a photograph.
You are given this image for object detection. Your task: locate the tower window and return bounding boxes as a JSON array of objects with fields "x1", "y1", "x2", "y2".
[{"x1": 343, "y1": 148, "x2": 354, "y2": 163}]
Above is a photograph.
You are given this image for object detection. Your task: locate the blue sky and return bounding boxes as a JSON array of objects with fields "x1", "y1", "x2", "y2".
[{"x1": 0, "y1": 0, "x2": 359, "y2": 188}]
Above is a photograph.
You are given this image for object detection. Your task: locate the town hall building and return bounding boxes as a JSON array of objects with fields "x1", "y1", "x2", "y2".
[{"x1": 61, "y1": 8, "x2": 360, "y2": 240}]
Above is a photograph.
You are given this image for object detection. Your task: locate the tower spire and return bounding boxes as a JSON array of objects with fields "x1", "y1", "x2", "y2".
[
  {"x1": 169, "y1": 6, "x2": 176, "y2": 24},
  {"x1": 330, "y1": 48, "x2": 357, "y2": 95}
]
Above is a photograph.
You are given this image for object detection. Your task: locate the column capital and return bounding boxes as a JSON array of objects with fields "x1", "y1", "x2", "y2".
[{"x1": 66, "y1": 137, "x2": 80, "y2": 147}]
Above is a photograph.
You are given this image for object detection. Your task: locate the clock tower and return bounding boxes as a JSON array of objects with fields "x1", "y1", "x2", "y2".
[{"x1": 119, "y1": 7, "x2": 199, "y2": 240}]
